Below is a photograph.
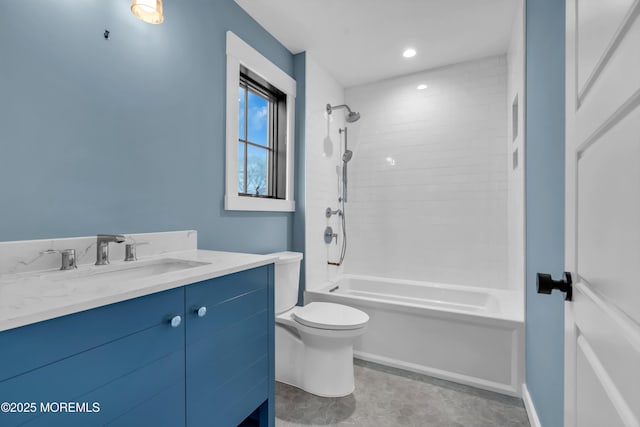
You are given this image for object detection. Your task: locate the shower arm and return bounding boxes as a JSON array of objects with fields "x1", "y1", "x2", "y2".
[{"x1": 327, "y1": 104, "x2": 353, "y2": 114}]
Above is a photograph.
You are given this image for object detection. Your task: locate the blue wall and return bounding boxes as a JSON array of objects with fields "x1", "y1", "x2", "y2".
[
  {"x1": 525, "y1": 0, "x2": 566, "y2": 426},
  {"x1": 0, "y1": 0, "x2": 297, "y2": 254}
]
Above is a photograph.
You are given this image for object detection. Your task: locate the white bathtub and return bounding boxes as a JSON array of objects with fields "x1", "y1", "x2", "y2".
[{"x1": 305, "y1": 275, "x2": 524, "y2": 396}]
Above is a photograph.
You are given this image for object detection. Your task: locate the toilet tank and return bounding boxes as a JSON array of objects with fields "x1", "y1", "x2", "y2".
[{"x1": 270, "y1": 252, "x2": 303, "y2": 314}]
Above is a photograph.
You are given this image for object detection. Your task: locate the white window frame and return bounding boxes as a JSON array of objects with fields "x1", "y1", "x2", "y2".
[{"x1": 225, "y1": 31, "x2": 296, "y2": 212}]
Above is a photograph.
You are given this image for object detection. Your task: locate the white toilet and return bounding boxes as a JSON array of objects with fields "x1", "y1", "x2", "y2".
[{"x1": 271, "y1": 252, "x2": 369, "y2": 397}]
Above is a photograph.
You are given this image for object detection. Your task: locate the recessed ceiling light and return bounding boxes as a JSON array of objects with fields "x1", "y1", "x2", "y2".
[
  {"x1": 403, "y1": 48, "x2": 417, "y2": 58},
  {"x1": 417, "y1": 84, "x2": 428, "y2": 90}
]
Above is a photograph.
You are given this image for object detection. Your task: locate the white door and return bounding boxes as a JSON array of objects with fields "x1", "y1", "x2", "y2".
[{"x1": 564, "y1": 1, "x2": 640, "y2": 426}]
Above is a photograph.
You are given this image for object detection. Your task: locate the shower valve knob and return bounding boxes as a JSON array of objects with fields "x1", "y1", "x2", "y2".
[{"x1": 324, "y1": 226, "x2": 338, "y2": 245}]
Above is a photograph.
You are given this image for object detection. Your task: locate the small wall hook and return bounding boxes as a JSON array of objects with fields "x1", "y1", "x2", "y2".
[{"x1": 104, "y1": 29, "x2": 110, "y2": 40}]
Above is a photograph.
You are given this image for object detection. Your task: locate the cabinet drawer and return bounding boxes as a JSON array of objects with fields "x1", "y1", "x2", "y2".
[
  {"x1": 0, "y1": 287, "x2": 184, "y2": 382},
  {"x1": 0, "y1": 318, "x2": 184, "y2": 427},
  {"x1": 186, "y1": 266, "x2": 268, "y2": 310}
]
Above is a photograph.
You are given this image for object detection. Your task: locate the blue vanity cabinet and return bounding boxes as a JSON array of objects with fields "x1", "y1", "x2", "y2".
[
  {"x1": 185, "y1": 265, "x2": 275, "y2": 427},
  {"x1": 0, "y1": 263, "x2": 275, "y2": 427},
  {"x1": 0, "y1": 287, "x2": 186, "y2": 427}
]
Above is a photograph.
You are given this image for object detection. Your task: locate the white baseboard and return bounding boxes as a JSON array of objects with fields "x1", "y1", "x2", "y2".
[{"x1": 522, "y1": 384, "x2": 542, "y2": 427}]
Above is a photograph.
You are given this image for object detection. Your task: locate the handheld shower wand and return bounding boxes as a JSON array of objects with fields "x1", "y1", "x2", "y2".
[{"x1": 339, "y1": 127, "x2": 352, "y2": 203}]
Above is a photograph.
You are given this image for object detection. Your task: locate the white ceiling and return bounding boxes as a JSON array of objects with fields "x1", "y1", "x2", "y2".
[{"x1": 235, "y1": 0, "x2": 520, "y2": 88}]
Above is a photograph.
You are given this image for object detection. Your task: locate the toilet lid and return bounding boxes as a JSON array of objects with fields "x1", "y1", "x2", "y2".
[{"x1": 292, "y1": 302, "x2": 369, "y2": 330}]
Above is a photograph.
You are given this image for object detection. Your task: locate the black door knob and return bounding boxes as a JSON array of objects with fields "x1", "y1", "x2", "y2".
[{"x1": 537, "y1": 272, "x2": 573, "y2": 301}]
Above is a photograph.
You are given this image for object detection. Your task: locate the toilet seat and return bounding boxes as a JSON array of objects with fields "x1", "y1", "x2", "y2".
[{"x1": 292, "y1": 302, "x2": 369, "y2": 330}]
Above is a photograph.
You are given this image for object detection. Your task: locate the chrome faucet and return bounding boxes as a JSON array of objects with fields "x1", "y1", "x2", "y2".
[{"x1": 95, "y1": 234, "x2": 126, "y2": 265}]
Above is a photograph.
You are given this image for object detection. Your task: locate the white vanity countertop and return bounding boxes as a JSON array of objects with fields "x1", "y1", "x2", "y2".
[{"x1": 0, "y1": 250, "x2": 278, "y2": 333}]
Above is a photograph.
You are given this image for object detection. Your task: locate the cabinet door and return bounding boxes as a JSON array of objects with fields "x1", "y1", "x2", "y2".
[
  {"x1": 185, "y1": 265, "x2": 274, "y2": 426},
  {"x1": 0, "y1": 288, "x2": 185, "y2": 427}
]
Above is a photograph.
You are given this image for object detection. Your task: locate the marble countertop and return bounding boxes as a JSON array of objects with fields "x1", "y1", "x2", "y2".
[{"x1": 0, "y1": 249, "x2": 277, "y2": 333}]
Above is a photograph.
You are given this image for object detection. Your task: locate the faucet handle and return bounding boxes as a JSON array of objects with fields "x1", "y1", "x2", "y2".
[
  {"x1": 41, "y1": 249, "x2": 77, "y2": 271},
  {"x1": 124, "y1": 244, "x2": 136, "y2": 262},
  {"x1": 124, "y1": 241, "x2": 149, "y2": 261}
]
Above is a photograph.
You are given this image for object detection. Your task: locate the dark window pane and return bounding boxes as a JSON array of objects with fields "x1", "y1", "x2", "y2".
[
  {"x1": 246, "y1": 145, "x2": 268, "y2": 196},
  {"x1": 238, "y1": 86, "x2": 246, "y2": 140},
  {"x1": 238, "y1": 141, "x2": 245, "y2": 193},
  {"x1": 247, "y1": 91, "x2": 269, "y2": 147}
]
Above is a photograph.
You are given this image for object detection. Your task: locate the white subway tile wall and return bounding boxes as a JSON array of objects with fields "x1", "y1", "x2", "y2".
[{"x1": 343, "y1": 56, "x2": 510, "y2": 289}]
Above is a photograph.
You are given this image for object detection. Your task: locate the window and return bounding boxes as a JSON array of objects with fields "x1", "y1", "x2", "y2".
[
  {"x1": 237, "y1": 67, "x2": 287, "y2": 199},
  {"x1": 225, "y1": 31, "x2": 296, "y2": 212}
]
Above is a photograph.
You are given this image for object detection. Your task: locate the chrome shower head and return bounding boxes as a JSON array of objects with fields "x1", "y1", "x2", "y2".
[
  {"x1": 346, "y1": 111, "x2": 360, "y2": 123},
  {"x1": 343, "y1": 150, "x2": 353, "y2": 162},
  {"x1": 327, "y1": 103, "x2": 361, "y2": 123}
]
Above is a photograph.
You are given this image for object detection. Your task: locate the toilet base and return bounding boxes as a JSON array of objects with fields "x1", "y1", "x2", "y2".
[
  {"x1": 276, "y1": 379, "x2": 355, "y2": 399},
  {"x1": 275, "y1": 322, "x2": 360, "y2": 397}
]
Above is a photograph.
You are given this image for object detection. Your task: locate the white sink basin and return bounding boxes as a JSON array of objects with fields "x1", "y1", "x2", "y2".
[{"x1": 51, "y1": 258, "x2": 210, "y2": 283}]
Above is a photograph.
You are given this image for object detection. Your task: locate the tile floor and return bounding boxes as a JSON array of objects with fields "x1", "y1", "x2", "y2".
[{"x1": 275, "y1": 359, "x2": 530, "y2": 427}]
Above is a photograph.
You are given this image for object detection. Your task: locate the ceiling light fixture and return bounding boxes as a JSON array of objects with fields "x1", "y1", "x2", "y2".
[
  {"x1": 403, "y1": 48, "x2": 417, "y2": 58},
  {"x1": 417, "y1": 84, "x2": 428, "y2": 90},
  {"x1": 131, "y1": 0, "x2": 164, "y2": 24}
]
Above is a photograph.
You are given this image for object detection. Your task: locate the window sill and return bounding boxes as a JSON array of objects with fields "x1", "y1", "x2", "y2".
[{"x1": 224, "y1": 195, "x2": 295, "y2": 212}]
